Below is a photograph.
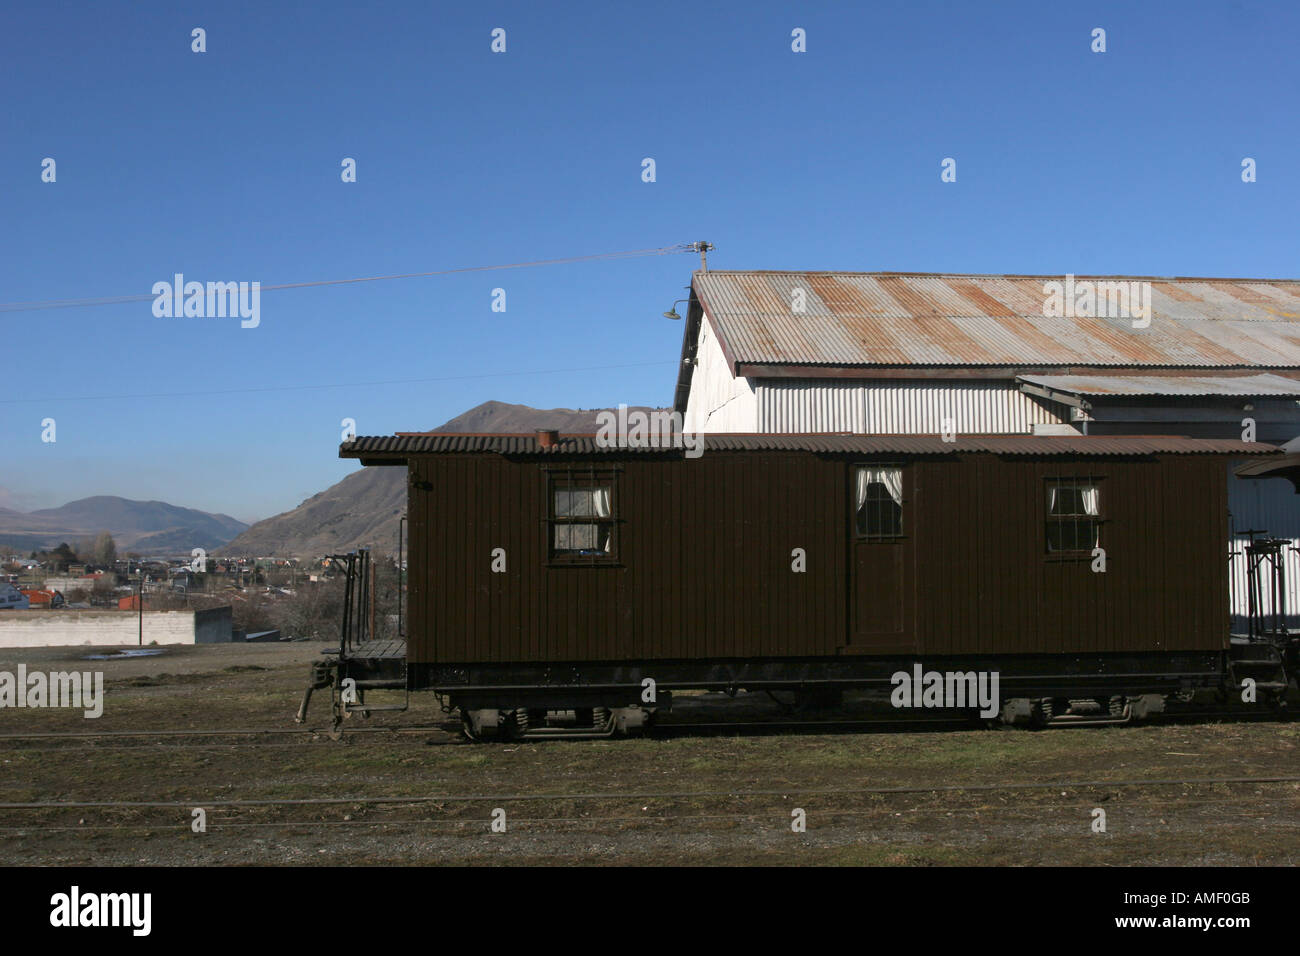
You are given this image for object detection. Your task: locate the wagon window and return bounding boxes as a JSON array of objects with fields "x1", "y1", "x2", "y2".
[
  {"x1": 1046, "y1": 478, "x2": 1101, "y2": 553},
  {"x1": 855, "y1": 465, "x2": 903, "y2": 538},
  {"x1": 549, "y1": 471, "x2": 617, "y2": 563}
]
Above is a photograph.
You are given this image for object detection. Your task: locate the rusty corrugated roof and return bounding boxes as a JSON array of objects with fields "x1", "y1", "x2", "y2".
[
  {"x1": 692, "y1": 271, "x2": 1300, "y2": 369},
  {"x1": 342, "y1": 433, "x2": 1278, "y2": 460},
  {"x1": 1017, "y1": 372, "x2": 1300, "y2": 398}
]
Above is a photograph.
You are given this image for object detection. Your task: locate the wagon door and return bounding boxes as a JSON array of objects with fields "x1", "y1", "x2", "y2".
[{"x1": 848, "y1": 463, "x2": 916, "y2": 654}]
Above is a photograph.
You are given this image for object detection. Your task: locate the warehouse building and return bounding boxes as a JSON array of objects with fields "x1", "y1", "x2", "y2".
[{"x1": 672, "y1": 270, "x2": 1300, "y2": 626}]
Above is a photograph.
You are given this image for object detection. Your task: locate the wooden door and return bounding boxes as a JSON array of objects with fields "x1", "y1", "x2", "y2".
[{"x1": 848, "y1": 463, "x2": 916, "y2": 654}]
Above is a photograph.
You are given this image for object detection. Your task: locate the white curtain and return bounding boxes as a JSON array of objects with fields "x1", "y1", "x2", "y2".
[
  {"x1": 1048, "y1": 483, "x2": 1099, "y2": 515},
  {"x1": 859, "y1": 466, "x2": 902, "y2": 505},
  {"x1": 554, "y1": 486, "x2": 612, "y2": 552},
  {"x1": 555, "y1": 486, "x2": 609, "y2": 518},
  {"x1": 593, "y1": 487, "x2": 612, "y2": 552}
]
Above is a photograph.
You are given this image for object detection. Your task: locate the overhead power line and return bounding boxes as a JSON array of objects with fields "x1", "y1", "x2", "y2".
[
  {"x1": 0, "y1": 360, "x2": 677, "y2": 405},
  {"x1": 0, "y1": 242, "x2": 702, "y2": 314}
]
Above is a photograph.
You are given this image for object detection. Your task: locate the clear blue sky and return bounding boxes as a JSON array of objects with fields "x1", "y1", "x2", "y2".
[{"x1": 2, "y1": 0, "x2": 1296, "y2": 523}]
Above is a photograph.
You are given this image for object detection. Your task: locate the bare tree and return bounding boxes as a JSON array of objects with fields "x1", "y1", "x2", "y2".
[{"x1": 92, "y1": 531, "x2": 117, "y2": 567}]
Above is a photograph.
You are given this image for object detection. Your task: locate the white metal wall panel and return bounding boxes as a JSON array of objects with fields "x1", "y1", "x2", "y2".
[
  {"x1": 683, "y1": 312, "x2": 759, "y2": 433},
  {"x1": 1228, "y1": 468, "x2": 1300, "y2": 629},
  {"x1": 756, "y1": 380, "x2": 1068, "y2": 434}
]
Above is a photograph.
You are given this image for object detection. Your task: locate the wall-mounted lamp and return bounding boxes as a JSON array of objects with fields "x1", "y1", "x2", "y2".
[{"x1": 663, "y1": 299, "x2": 689, "y2": 320}]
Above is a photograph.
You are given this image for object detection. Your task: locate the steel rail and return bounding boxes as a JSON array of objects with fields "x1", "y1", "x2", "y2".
[{"x1": 1, "y1": 775, "x2": 1298, "y2": 811}]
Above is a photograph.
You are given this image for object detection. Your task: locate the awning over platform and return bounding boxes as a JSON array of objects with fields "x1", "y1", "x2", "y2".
[
  {"x1": 1235, "y1": 435, "x2": 1300, "y2": 493},
  {"x1": 1018, "y1": 373, "x2": 1300, "y2": 408}
]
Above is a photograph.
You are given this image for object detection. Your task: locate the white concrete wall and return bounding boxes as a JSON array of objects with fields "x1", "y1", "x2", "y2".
[
  {"x1": 41, "y1": 577, "x2": 91, "y2": 594},
  {"x1": 0, "y1": 610, "x2": 198, "y2": 647},
  {"x1": 683, "y1": 311, "x2": 758, "y2": 433}
]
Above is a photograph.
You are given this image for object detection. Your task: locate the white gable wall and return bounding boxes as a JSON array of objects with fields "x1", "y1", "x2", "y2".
[
  {"x1": 682, "y1": 313, "x2": 758, "y2": 433},
  {"x1": 684, "y1": 307, "x2": 1068, "y2": 435}
]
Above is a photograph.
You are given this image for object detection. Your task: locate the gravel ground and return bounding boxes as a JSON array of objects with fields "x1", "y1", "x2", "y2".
[{"x1": 0, "y1": 642, "x2": 1296, "y2": 865}]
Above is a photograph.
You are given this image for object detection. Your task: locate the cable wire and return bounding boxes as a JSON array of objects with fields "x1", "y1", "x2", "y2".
[
  {"x1": 0, "y1": 243, "x2": 697, "y2": 314},
  {"x1": 0, "y1": 360, "x2": 676, "y2": 405}
]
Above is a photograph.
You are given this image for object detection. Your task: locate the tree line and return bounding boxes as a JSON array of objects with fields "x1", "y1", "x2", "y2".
[{"x1": 24, "y1": 532, "x2": 120, "y2": 571}]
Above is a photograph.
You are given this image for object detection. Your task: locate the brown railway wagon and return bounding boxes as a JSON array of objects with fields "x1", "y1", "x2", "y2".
[{"x1": 329, "y1": 433, "x2": 1289, "y2": 734}]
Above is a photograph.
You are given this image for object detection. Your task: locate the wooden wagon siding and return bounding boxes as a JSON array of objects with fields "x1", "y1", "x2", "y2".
[{"x1": 397, "y1": 449, "x2": 1230, "y2": 665}]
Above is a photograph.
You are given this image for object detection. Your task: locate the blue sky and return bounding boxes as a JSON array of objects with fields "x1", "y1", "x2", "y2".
[{"x1": 1, "y1": 0, "x2": 1296, "y2": 523}]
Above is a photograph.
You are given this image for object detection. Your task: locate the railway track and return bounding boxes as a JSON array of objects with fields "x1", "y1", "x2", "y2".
[
  {"x1": 3, "y1": 726, "x2": 1295, "y2": 860},
  {"x1": 3, "y1": 774, "x2": 1299, "y2": 811},
  {"x1": 2, "y1": 777, "x2": 1296, "y2": 847},
  {"x1": 0, "y1": 704, "x2": 1290, "y2": 746},
  {"x1": 0, "y1": 717, "x2": 968, "y2": 742},
  {"x1": 0, "y1": 725, "x2": 447, "y2": 740},
  {"x1": 0, "y1": 707, "x2": 1284, "y2": 749},
  {"x1": 5, "y1": 810, "x2": 1299, "y2": 835}
]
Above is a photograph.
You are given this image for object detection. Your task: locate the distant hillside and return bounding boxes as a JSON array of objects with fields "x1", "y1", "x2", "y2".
[
  {"x1": 219, "y1": 465, "x2": 407, "y2": 559},
  {"x1": 221, "y1": 400, "x2": 660, "y2": 558},
  {"x1": 433, "y1": 400, "x2": 647, "y2": 434},
  {"x1": 128, "y1": 526, "x2": 246, "y2": 554},
  {"x1": 0, "y1": 496, "x2": 248, "y2": 554},
  {"x1": 0, "y1": 533, "x2": 59, "y2": 554}
]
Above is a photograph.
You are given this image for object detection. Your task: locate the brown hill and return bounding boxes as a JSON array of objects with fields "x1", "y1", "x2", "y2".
[
  {"x1": 221, "y1": 401, "x2": 658, "y2": 558},
  {"x1": 0, "y1": 496, "x2": 247, "y2": 554}
]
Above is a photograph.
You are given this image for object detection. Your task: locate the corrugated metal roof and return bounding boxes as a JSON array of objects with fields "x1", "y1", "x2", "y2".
[
  {"x1": 1017, "y1": 373, "x2": 1300, "y2": 398},
  {"x1": 342, "y1": 433, "x2": 1278, "y2": 459},
  {"x1": 1235, "y1": 454, "x2": 1300, "y2": 479},
  {"x1": 693, "y1": 271, "x2": 1300, "y2": 369}
]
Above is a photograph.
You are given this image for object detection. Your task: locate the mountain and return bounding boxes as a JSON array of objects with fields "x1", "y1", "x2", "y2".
[
  {"x1": 0, "y1": 496, "x2": 248, "y2": 554},
  {"x1": 128, "y1": 526, "x2": 247, "y2": 554},
  {"x1": 431, "y1": 400, "x2": 648, "y2": 434},
  {"x1": 219, "y1": 465, "x2": 407, "y2": 559},
  {"x1": 221, "y1": 400, "x2": 660, "y2": 558}
]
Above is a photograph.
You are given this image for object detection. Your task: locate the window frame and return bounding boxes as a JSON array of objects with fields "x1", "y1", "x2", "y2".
[
  {"x1": 1044, "y1": 475, "x2": 1104, "y2": 558},
  {"x1": 543, "y1": 465, "x2": 621, "y2": 567},
  {"x1": 853, "y1": 461, "x2": 906, "y2": 541}
]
